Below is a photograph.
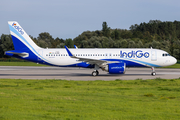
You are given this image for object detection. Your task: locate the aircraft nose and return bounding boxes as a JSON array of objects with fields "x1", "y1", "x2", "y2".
[{"x1": 172, "y1": 57, "x2": 177, "y2": 65}]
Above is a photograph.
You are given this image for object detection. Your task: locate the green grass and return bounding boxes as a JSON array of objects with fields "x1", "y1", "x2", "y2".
[
  {"x1": 161, "y1": 63, "x2": 180, "y2": 68},
  {"x1": 0, "y1": 62, "x2": 47, "y2": 66},
  {"x1": 0, "y1": 79, "x2": 180, "y2": 120}
]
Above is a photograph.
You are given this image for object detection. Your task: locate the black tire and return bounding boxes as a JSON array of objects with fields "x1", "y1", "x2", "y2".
[
  {"x1": 151, "y1": 72, "x2": 156, "y2": 76},
  {"x1": 92, "y1": 71, "x2": 97, "y2": 76},
  {"x1": 96, "y1": 70, "x2": 99, "y2": 75}
]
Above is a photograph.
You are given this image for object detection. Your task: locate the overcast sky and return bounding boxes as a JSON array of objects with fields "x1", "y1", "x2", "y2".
[{"x1": 1, "y1": 0, "x2": 180, "y2": 39}]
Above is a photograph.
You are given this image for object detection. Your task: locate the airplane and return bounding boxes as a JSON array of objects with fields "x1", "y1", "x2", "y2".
[{"x1": 5, "y1": 21, "x2": 177, "y2": 76}]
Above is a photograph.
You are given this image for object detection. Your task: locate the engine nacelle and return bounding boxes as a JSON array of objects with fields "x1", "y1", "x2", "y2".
[{"x1": 104, "y1": 63, "x2": 126, "y2": 74}]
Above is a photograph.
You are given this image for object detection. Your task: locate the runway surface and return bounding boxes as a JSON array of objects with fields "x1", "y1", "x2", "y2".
[{"x1": 0, "y1": 66, "x2": 180, "y2": 80}]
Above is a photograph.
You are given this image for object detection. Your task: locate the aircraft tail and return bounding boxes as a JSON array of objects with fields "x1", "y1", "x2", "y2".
[{"x1": 8, "y1": 21, "x2": 41, "y2": 50}]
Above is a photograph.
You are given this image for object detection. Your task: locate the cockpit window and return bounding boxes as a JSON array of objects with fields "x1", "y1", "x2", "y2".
[{"x1": 162, "y1": 53, "x2": 171, "y2": 57}]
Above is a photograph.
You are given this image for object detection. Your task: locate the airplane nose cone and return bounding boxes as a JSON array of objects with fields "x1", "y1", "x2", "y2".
[{"x1": 172, "y1": 57, "x2": 177, "y2": 65}]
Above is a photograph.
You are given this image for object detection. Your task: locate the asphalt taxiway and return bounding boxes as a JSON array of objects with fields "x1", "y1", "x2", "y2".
[{"x1": 0, "y1": 66, "x2": 180, "y2": 80}]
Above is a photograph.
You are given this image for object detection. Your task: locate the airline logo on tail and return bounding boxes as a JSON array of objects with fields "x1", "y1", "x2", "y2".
[{"x1": 12, "y1": 23, "x2": 24, "y2": 35}]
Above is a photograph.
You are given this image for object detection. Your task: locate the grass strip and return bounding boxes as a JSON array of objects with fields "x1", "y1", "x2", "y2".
[
  {"x1": 161, "y1": 63, "x2": 180, "y2": 68},
  {"x1": 0, "y1": 78, "x2": 180, "y2": 120}
]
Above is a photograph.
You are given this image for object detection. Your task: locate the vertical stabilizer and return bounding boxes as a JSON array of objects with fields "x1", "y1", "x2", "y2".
[{"x1": 8, "y1": 21, "x2": 41, "y2": 50}]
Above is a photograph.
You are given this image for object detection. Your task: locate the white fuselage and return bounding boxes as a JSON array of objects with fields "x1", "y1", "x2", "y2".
[{"x1": 36, "y1": 48, "x2": 177, "y2": 67}]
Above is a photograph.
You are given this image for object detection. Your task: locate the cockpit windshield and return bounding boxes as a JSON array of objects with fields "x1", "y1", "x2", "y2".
[{"x1": 162, "y1": 53, "x2": 171, "y2": 57}]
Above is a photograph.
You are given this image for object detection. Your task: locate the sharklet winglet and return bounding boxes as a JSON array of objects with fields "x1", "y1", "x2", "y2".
[{"x1": 74, "y1": 45, "x2": 78, "y2": 49}]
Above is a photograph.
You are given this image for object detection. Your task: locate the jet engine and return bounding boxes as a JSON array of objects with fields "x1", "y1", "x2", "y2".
[{"x1": 103, "y1": 63, "x2": 126, "y2": 74}]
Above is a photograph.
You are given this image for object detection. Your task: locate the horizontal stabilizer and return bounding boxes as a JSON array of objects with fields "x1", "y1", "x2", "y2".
[{"x1": 5, "y1": 50, "x2": 29, "y2": 58}]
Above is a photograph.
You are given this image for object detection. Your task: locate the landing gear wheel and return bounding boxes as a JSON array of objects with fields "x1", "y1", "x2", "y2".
[
  {"x1": 92, "y1": 70, "x2": 99, "y2": 76},
  {"x1": 92, "y1": 71, "x2": 97, "y2": 76},
  {"x1": 151, "y1": 72, "x2": 156, "y2": 76}
]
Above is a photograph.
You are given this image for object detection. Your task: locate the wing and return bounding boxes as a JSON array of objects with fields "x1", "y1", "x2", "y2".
[{"x1": 65, "y1": 46, "x2": 119, "y2": 66}]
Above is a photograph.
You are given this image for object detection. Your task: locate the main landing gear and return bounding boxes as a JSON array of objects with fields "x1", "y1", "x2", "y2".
[
  {"x1": 92, "y1": 70, "x2": 99, "y2": 76},
  {"x1": 151, "y1": 67, "x2": 156, "y2": 76},
  {"x1": 92, "y1": 64, "x2": 99, "y2": 76}
]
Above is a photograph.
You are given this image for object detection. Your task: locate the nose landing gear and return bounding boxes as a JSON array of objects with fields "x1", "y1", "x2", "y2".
[{"x1": 151, "y1": 67, "x2": 156, "y2": 76}]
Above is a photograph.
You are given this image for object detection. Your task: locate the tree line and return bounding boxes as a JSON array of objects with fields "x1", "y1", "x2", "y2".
[{"x1": 1, "y1": 20, "x2": 180, "y2": 59}]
